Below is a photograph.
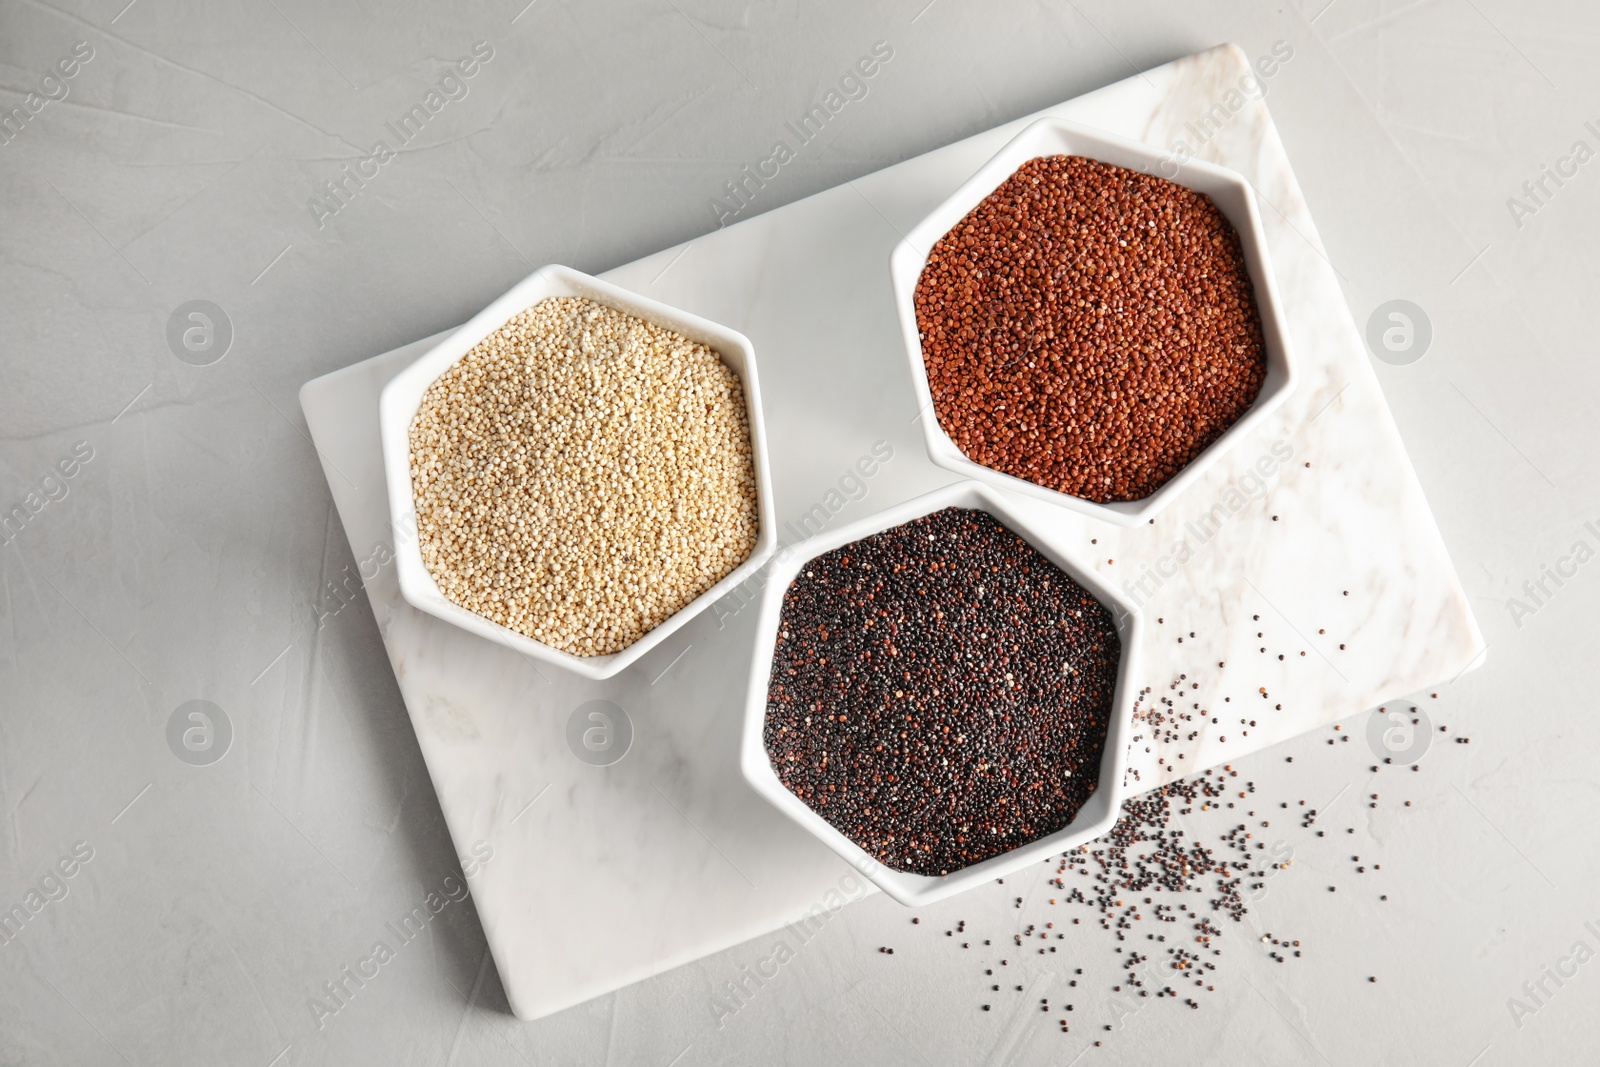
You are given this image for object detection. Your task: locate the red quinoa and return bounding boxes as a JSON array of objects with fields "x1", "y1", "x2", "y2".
[{"x1": 914, "y1": 155, "x2": 1268, "y2": 503}]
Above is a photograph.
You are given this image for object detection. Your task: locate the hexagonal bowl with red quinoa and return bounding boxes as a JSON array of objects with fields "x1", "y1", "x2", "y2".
[
  {"x1": 739, "y1": 480, "x2": 1144, "y2": 907},
  {"x1": 889, "y1": 116, "x2": 1296, "y2": 527}
]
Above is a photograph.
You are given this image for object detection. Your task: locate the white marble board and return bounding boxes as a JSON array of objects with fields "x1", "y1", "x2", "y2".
[{"x1": 298, "y1": 43, "x2": 1483, "y2": 1022}]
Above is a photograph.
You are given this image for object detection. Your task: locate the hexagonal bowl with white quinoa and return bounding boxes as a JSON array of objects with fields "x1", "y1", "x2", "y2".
[
  {"x1": 889, "y1": 116, "x2": 1297, "y2": 528},
  {"x1": 740, "y1": 480, "x2": 1144, "y2": 907},
  {"x1": 378, "y1": 264, "x2": 776, "y2": 681}
]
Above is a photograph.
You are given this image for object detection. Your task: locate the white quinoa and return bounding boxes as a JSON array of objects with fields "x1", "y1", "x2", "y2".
[{"x1": 409, "y1": 296, "x2": 759, "y2": 657}]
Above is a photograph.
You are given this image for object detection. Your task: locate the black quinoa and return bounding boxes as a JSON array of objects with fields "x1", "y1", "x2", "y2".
[{"x1": 763, "y1": 506, "x2": 1121, "y2": 875}]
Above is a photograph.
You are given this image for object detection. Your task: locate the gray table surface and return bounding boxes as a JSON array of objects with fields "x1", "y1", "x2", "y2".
[{"x1": 2, "y1": 1, "x2": 1595, "y2": 1064}]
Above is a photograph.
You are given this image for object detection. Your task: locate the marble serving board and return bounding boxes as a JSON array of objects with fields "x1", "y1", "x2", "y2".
[{"x1": 299, "y1": 43, "x2": 1482, "y2": 1022}]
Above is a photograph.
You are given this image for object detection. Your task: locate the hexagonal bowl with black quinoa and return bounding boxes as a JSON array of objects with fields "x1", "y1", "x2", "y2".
[
  {"x1": 740, "y1": 480, "x2": 1143, "y2": 906},
  {"x1": 889, "y1": 116, "x2": 1297, "y2": 527}
]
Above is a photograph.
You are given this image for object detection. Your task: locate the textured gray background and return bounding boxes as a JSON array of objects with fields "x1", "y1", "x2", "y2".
[{"x1": 2, "y1": 0, "x2": 1597, "y2": 1064}]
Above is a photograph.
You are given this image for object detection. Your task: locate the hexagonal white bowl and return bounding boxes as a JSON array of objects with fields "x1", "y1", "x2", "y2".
[
  {"x1": 740, "y1": 481, "x2": 1143, "y2": 907},
  {"x1": 889, "y1": 117, "x2": 1297, "y2": 527},
  {"x1": 377, "y1": 264, "x2": 777, "y2": 682}
]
